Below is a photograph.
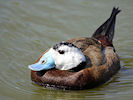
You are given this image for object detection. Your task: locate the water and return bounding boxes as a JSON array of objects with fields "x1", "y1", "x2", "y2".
[{"x1": 0, "y1": 0, "x2": 133, "y2": 100}]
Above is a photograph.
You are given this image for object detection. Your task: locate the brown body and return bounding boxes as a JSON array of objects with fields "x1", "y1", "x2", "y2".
[{"x1": 30, "y1": 7, "x2": 121, "y2": 90}]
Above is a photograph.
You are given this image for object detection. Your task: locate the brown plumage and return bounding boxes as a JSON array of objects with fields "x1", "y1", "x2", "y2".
[{"x1": 30, "y1": 7, "x2": 121, "y2": 90}]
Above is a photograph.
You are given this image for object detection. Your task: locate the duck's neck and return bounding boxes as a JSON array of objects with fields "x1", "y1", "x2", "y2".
[{"x1": 70, "y1": 61, "x2": 86, "y2": 72}]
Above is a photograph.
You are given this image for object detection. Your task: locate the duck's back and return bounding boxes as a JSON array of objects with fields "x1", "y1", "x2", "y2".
[
  {"x1": 67, "y1": 37, "x2": 103, "y2": 52},
  {"x1": 67, "y1": 37, "x2": 105, "y2": 67}
]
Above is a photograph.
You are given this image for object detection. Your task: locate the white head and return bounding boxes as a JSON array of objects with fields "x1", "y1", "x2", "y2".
[
  {"x1": 51, "y1": 41, "x2": 86, "y2": 70},
  {"x1": 29, "y1": 41, "x2": 86, "y2": 71}
]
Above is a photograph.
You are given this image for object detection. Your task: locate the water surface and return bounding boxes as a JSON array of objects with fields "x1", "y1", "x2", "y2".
[{"x1": 0, "y1": 0, "x2": 133, "y2": 100}]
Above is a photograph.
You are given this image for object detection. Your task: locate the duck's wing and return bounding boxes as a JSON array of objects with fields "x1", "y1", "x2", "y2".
[
  {"x1": 67, "y1": 38, "x2": 105, "y2": 69},
  {"x1": 92, "y1": 7, "x2": 121, "y2": 47}
]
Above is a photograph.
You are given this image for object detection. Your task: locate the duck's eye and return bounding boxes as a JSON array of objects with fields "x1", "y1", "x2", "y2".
[{"x1": 58, "y1": 50, "x2": 65, "y2": 54}]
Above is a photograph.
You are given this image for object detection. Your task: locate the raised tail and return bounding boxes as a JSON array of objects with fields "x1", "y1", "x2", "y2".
[{"x1": 92, "y1": 7, "x2": 121, "y2": 47}]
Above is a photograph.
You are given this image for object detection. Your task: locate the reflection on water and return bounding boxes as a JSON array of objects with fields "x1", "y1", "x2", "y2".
[{"x1": 0, "y1": 0, "x2": 133, "y2": 100}]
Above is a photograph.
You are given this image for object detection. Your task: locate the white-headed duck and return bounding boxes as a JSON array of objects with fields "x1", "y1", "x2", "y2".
[{"x1": 29, "y1": 7, "x2": 121, "y2": 90}]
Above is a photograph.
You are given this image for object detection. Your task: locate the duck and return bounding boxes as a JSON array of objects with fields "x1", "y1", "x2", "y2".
[{"x1": 29, "y1": 7, "x2": 121, "y2": 90}]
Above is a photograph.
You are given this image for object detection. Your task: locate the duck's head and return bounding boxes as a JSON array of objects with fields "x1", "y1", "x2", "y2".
[{"x1": 28, "y1": 41, "x2": 86, "y2": 71}]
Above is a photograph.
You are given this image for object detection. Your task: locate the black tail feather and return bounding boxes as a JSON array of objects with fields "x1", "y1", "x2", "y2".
[{"x1": 92, "y1": 7, "x2": 121, "y2": 46}]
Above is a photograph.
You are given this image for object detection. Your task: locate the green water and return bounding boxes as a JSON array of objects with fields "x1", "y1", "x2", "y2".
[{"x1": 0, "y1": 0, "x2": 133, "y2": 100}]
